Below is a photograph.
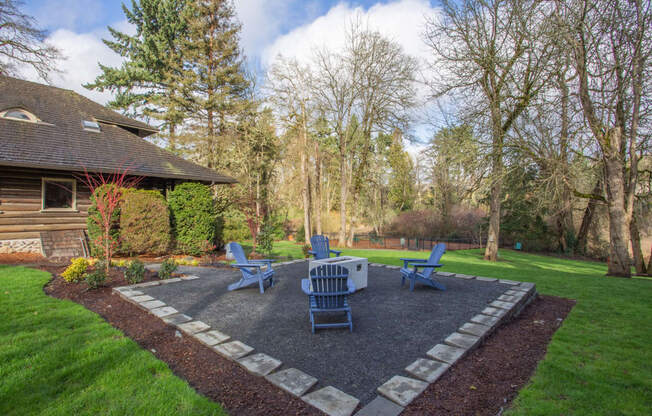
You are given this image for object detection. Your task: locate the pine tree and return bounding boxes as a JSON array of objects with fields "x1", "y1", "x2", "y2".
[
  {"x1": 85, "y1": 0, "x2": 188, "y2": 148},
  {"x1": 171, "y1": 0, "x2": 250, "y2": 169}
]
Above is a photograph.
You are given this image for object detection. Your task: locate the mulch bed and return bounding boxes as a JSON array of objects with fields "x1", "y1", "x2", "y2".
[
  {"x1": 33, "y1": 260, "x2": 573, "y2": 416},
  {"x1": 403, "y1": 295, "x2": 576, "y2": 415},
  {"x1": 43, "y1": 265, "x2": 321, "y2": 416}
]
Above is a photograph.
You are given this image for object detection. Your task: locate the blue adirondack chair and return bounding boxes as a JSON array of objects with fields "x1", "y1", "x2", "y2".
[
  {"x1": 301, "y1": 264, "x2": 355, "y2": 333},
  {"x1": 309, "y1": 235, "x2": 342, "y2": 260},
  {"x1": 227, "y1": 242, "x2": 275, "y2": 294},
  {"x1": 400, "y1": 243, "x2": 447, "y2": 291}
]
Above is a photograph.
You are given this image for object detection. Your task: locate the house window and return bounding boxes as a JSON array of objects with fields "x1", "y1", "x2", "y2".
[
  {"x1": 41, "y1": 178, "x2": 76, "y2": 210},
  {"x1": 1, "y1": 108, "x2": 38, "y2": 122}
]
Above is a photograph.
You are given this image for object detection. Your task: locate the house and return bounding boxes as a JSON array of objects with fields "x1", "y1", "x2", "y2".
[{"x1": 0, "y1": 76, "x2": 235, "y2": 257}]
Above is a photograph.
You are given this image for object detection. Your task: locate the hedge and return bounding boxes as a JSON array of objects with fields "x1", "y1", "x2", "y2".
[
  {"x1": 168, "y1": 182, "x2": 217, "y2": 255},
  {"x1": 119, "y1": 189, "x2": 171, "y2": 255}
]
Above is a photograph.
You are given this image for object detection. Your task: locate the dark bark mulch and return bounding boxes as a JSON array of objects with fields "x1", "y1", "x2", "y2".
[
  {"x1": 38, "y1": 262, "x2": 574, "y2": 416},
  {"x1": 403, "y1": 294, "x2": 576, "y2": 416},
  {"x1": 43, "y1": 268, "x2": 321, "y2": 416}
]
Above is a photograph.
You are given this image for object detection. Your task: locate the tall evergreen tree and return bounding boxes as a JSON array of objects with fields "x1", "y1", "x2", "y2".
[
  {"x1": 85, "y1": 0, "x2": 188, "y2": 147},
  {"x1": 171, "y1": 0, "x2": 250, "y2": 170}
]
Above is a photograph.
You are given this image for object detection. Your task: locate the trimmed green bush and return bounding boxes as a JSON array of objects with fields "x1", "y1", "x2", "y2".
[
  {"x1": 168, "y1": 182, "x2": 217, "y2": 255},
  {"x1": 158, "y1": 258, "x2": 177, "y2": 280},
  {"x1": 125, "y1": 259, "x2": 146, "y2": 284},
  {"x1": 61, "y1": 257, "x2": 90, "y2": 283},
  {"x1": 120, "y1": 189, "x2": 171, "y2": 255},
  {"x1": 86, "y1": 261, "x2": 107, "y2": 289}
]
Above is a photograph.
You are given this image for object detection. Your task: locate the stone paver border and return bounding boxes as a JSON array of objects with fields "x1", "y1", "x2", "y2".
[
  {"x1": 356, "y1": 266, "x2": 537, "y2": 415},
  {"x1": 115, "y1": 260, "x2": 537, "y2": 416}
]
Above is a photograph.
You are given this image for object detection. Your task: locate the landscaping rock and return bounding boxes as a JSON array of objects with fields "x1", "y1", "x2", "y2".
[
  {"x1": 459, "y1": 322, "x2": 492, "y2": 338},
  {"x1": 132, "y1": 295, "x2": 154, "y2": 303},
  {"x1": 150, "y1": 306, "x2": 178, "y2": 318},
  {"x1": 162, "y1": 313, "x2": 192, "y2": 325},
  {"x1": 159, "y1": 277, "x2": 182, "y2": 284},
  {"x1": 470, "y1": 313, "x2": 501, "y2": 328},
  {"x1": 489, "y1": 300, "x2": 516, "y2": 310},
  {"x1": 177, "y1": 320, "x2": 210, "y2": 334},
  {"x1": 426, "y1": 344, "x2": 466, "y2": 365},
  {"x1": 116, "y1": 289, "x2": 143, "y2": 298},
  {"x1": 129, "y1": 281, "x2": 161, "y2": 288},
  {"x1": 497, "y1": 294, "x2": 520, "y2": 303},
  {"x1": 444, "y1": 332, "x2": 480, "y2": 350},
  {"x1": 475, "y1": 276, "x2": 498, "y2": 282},
  {"x1": 405, "y1": 358, "x2": 450, "y2": 383},
  {"x1": 437, "y1": 272, "x2": 456, "y2": 277},
  {"x1": 454, "y1": 273, "x2": 475, "y2": 279},
  {"x1": 213, "y1": 340, "x2": 253, "y2": 360},
  {"x1": 193, "y1": 330, "x2": 230, "y2": 347},
  {"x1": 354, "y1": 396, "x2": 404, "y2": 416},
  {"x1": 140, "y1": 300, "x2": 166, "y2": 310},
  {"x1": 237, "y1": 353, "x2": 282, "y2": 376},
  {"x1": 377, "y1": 375, "x2": 428, "y2": 407},
  {"x1": 499, "y1": 279, "x2": 520, "y2": 285},
  {"x1": 265, "y1": 368, "x2": 317, "y2": 397},
  {"x1": 481, "y1": 306, "x2": 508, "y2": 318},
  {"x1": 302, "y1": 386, "x2": 360, "y2": 416}
]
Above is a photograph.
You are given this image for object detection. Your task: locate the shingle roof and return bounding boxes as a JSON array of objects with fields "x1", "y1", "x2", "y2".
[{"x1": 0, "y1": 76, "x2": 235, "y2": 183}]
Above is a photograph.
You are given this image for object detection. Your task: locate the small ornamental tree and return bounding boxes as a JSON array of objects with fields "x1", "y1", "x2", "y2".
[{"x1": 76, "y1": 168, "x2": 142, "y2": 275}]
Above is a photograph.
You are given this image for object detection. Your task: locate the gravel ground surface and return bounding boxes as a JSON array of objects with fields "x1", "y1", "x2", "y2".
[{"x1": 143, "y1": 261, "x2": 509, "y2": 405}]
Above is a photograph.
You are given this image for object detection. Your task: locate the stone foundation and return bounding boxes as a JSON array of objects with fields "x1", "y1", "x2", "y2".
[{"x1": 0, "y1": 238, "x2": 44, "y2": 254}]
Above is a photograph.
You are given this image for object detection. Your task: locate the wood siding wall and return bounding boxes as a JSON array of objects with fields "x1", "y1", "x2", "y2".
[
  {"x1": 0, "y1": 166, "x2": 177, "y2": 241},
  {"x1": 0, "y1": 167, "x2": 90, "y2": 240}
]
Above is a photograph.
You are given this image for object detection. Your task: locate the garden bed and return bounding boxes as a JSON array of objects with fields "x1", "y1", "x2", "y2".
[{"x1": 42, "y1": 263, "x2": 320, "y2": 416}]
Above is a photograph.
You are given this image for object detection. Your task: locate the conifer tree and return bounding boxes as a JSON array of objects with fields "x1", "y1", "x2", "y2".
[
  {"x1": 85, "y1": 0, "x2": 188, "y2": 148},
  {"x1": 171, "y1": 0, "x2": 250, "y2": 169}
]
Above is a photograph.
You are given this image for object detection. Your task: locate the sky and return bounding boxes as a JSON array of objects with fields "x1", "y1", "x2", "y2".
[{"x1": 19, "y1": 0, "x2": 441, "y2": 144}]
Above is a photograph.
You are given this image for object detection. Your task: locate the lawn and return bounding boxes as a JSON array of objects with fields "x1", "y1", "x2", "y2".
[
  {"x1": 2, "y1": 246, "x2": 651, "y2": 416},
  {"x1": 0, "y1": 266, "x2": 225, "y2": 416},
  {"x1": 262, "y1": 241, "x2": 652, "y2": 415}
]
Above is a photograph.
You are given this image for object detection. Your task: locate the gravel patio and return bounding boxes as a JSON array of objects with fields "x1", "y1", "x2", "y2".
[{"x1": 141, "y1": 261, "x2": 510, "y2": 406}]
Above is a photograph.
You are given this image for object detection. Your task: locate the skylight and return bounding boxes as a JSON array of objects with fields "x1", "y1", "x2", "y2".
[{"x1": 82, "y1": 120, "x2": 101, "y2": 132}]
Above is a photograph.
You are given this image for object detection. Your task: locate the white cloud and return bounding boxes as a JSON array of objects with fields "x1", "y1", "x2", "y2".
[
  {"x1": 261, "y1": 0, "x2": 438, "y2": 67},
  {"x1": 19, "y1": 22, "x2": 133, "y2": 105}
]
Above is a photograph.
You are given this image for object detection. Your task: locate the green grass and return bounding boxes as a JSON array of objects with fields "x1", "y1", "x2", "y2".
[
  {"x1": 0, "y1": 266, "x2": 225, "y2": 416},
  {"x1": 3, "y1": 244, "x2": 651, "y2": 416},
  {"x1": 263, "y1": 241, "x2": 652, "y2": 415}
]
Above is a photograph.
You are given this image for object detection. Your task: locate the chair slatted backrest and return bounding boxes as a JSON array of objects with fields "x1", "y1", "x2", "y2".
[
  {"x1": 310, "y1": 265, "x2": 349, "y2": 309},
  {"x1": 310, "y1": 235, "x2": 330, "y2": 260},
  {"x1": 228, "y1": 242, "x2": 254, "y2": 275},
  {"x1": 421, "y1": 243, "x2": 446, "y2": 279}
]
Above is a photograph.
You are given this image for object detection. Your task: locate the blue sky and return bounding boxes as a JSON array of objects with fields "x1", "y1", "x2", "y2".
[{"x1": 19, "y1": 0, "x2": 441, "y2": 144}]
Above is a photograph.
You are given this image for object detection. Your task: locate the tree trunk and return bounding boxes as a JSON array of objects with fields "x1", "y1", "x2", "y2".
[
  {"x1": 300, "y1": 103, "x2": 311, "y2": 243},
  {"x1": 577, "y1": 178, "x2": 602, "y2": 254},
  {"x1": 602, "y1": 128, "x2": 631, "y2": 277},
  {"x1": 630, "y1": 213, "x2": 647, "y2": 275},
  {"x1": 338, "y1": 136, "x2": 347, "y2": 248},
  {"x1": 484, "y1": 111, "x2": 503, "y2": 261},
  {"x1": 314, "y1": 141, "x2": 322, "y2": 235}
]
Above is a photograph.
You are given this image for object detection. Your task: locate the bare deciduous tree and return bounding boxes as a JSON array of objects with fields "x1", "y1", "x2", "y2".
[
  {"x1": 0, "y1": 0, "x2": 61, "y2": 81},
  {"x1": 424, "y1": 0, "x2": 557, "y2": 261},
  {"x1": 554, "y1": 0, "x2": 652, "y2": 276}
]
